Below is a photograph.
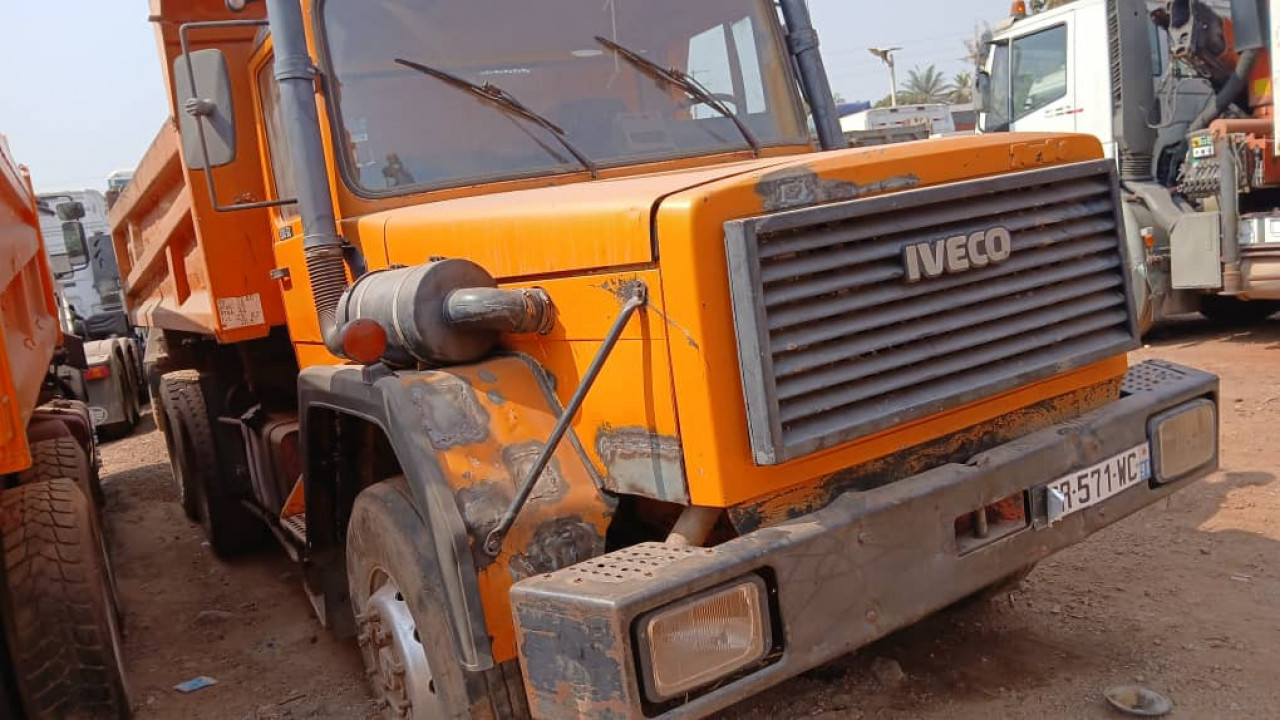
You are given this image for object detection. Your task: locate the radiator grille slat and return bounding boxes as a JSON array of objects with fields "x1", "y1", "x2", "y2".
[
  {"x1": 725, "y1": 160, "x2": 1140, "y2": 465},
  {"x1": 757, "y1": 177, "x2": 1112, "y2": 259},
  {"x1": 763, "y1": 214, "x2": 1118, "y2": 308}
]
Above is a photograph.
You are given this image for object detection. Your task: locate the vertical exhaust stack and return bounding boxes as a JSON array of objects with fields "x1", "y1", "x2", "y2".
[
  {"x1": 1109, "y1": 0, "x2": 1158, "y2": 180},
  {"x1": 264, "y1": 0, "x2": 349, "y2": 357},
  {"x1": 777, "y1": 0, "x2": 845, "y2": 151}
]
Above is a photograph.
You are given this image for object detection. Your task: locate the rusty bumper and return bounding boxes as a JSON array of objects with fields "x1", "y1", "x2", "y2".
[{"x1": 509, "y1": 360, "x2": 1219, "y2": 720}]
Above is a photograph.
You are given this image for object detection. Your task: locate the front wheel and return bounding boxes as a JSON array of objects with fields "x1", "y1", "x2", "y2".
[{"x1": 346, "y1": 478, "x2": 528, "y2": 719}]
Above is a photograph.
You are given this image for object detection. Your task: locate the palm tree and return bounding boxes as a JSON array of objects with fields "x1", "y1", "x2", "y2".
[
  {"x1": 951, "y1": 72, "x2": 973, "y2": 103},
  {"x1": 899, "y1": 65, "x2": 953, "y2": 104}
]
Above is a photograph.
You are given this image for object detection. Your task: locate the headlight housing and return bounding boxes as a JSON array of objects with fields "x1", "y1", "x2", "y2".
[
  {"x1": 635, "y1": 575, "x2": 771, "y2": 702},
  {"x1": 1148, "y1": 399, "x2": 1217, "y2": 483}
]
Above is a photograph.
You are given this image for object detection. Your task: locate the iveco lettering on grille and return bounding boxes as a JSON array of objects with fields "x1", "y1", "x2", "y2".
[{"x1": 903, "y1": 226, "x2": 1013, "y2": 282}]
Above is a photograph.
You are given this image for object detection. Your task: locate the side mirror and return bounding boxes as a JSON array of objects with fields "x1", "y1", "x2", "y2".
[
  {"x1": 174, "y1": 49, "x2": 237, "y2": 169},
  {"x1": 56, "y1": 201, "x2": 85, "y2": 221},
  {"x1": 61, "y1": 220, "x2": 91, "y2": 273},
  {"x1": 48, "y1": 254, "x2": 74, "y2": 278},
  {"x1": 974, "y1": 71, "x2": 990, "y2": 113}
]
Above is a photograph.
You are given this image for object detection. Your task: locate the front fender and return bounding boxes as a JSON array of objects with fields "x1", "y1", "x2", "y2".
[{"x1": 298, "y1": 353, "x2": 614, "y2": 669}]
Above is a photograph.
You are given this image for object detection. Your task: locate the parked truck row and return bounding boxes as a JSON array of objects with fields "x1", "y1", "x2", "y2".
[
  {"x1": 99, "y1": 0, "x2": 1222, "y2": 718},
  {"x1": 0, "y1": 134, "x2": 129, "y2": 719}
]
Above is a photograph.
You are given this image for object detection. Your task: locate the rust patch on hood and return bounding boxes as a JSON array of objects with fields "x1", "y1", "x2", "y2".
[{"x1": 755, "y1": 166, "x2": 920, "y2": 212}]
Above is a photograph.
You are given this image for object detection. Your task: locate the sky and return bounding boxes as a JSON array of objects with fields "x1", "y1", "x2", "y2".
[{"x1": 0, "y1": 0, "x2": 1015, "y2": 194}]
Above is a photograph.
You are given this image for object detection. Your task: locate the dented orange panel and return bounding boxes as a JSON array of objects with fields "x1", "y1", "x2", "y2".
[
  {"x1": 0, "y1": 136, "x2": 60, "y2": 474},
  {"x1": 110, "y1": 0, "x2": 286, "y2": 343}
]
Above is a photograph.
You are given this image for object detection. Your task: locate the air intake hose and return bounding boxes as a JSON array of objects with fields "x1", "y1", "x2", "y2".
[{"x1": 265, "y1": 0, "x2": 349, "y2": 356}]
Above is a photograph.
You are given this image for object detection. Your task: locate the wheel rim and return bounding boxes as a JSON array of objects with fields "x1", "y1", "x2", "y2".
[{"x1": 358, "y1": 572, "x2": 442, "y2": 719}]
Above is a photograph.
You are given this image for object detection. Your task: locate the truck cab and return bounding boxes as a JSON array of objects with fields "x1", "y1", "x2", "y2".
[
  {"x1": 111, "y1": 1, "x2": 1220, "y2": 718},
  {"x1": 978, "y1": 0, "x2": 1280, "y2": 330}
]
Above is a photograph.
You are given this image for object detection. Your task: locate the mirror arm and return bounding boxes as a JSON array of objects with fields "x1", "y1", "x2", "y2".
[{"x1": 178, "y1": 19, "x2": 298, "y2": 214}]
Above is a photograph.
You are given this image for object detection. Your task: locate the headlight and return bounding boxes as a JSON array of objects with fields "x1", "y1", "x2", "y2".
[
  {"x1": 635, "y1": 576, "x2": 771, "y2": 702},
  {"x1": 1148, "y1": 399, "x2": 1217, "y2": 483}
]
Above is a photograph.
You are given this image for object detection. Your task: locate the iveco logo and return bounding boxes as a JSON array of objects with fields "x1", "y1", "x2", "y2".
[{"x1": 903, "y1": 226, "x2": 1013, "y2": 283}]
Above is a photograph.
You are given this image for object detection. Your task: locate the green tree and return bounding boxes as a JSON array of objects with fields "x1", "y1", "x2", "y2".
[
  {"x1": 899, "y1": 65, "x2": 953, "y2": 104},
  {"x1": 951, "y1": 71, "x2": 973, "y2": 103}
]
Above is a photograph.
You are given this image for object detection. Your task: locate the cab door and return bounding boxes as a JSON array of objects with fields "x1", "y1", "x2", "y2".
[{"x1": 1007, "y1": 20, "x2": 1076, "y2": 134}]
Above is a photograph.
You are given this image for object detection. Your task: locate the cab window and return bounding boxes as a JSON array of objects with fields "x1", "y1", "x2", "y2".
[
  {"x1": 1011, "y1": 24, "x2": 1068, "y2": 122},
  {"x1": 257, "y1": 60, "x2": 300, "y2": 222}
]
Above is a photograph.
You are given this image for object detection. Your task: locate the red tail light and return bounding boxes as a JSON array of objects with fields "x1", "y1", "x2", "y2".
[{"x1": 84, "y1": 365, "x2": 111, "y2": 381}]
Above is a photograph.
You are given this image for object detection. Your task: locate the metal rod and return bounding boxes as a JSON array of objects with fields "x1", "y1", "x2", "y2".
[
  {"x1": 974, "y1": 508, "x2": 990, "y2": 539},
  {"x1": 483, "y1": 283, "x2": 648, "y2": 557},
  {"x1": 178, "y1": 19, "x2": 298, "y2": 213}
]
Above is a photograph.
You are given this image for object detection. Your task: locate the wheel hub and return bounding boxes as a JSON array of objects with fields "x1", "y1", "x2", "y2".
[{"x1": 357, "y1": 581, "x2": 440, "y2": 718}]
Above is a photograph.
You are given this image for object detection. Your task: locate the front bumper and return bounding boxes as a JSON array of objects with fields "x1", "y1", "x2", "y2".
[{"x1": 510, "y1": 360, "x2": 1219, "y2": 720}]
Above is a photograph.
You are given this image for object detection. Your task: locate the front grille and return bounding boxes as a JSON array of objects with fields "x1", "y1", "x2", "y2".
[{"x1": 725, "y1": 160, "x2": 1139, "y2": 466}]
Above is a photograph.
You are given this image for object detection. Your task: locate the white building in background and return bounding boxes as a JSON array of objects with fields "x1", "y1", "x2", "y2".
[{"x1": 38, "y1": 189, "x2": 124, "y2": 320}]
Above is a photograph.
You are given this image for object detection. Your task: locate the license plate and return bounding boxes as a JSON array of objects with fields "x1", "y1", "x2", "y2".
[
  {"x1": 90, "y1": 407, "x2": 108, "y2": 426},
  {"x1": 1047, "y1": 444, "x2": 1151, "y2": 523}
]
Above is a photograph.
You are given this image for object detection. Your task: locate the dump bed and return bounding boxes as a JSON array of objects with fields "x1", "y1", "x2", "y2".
[
  {"x1": 0, "y1": 135, "x2": 60, "y2": 474},
  {"x1": 108, "y1": 119, "x2": 285, "y2": 344}
]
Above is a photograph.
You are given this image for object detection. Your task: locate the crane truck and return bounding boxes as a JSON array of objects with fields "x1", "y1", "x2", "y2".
[
  {"x1": 112, "y1": 1, "x2": 1220, "y2": 717},
  {"x1": 978, "y1": 0, "x2": 1280, "y2": 330},
  {"x1": 1, "y1": 135, "x2": 129, "y2": 719}
]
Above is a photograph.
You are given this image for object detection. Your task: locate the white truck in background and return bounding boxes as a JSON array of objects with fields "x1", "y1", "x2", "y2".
[
  {"x1": 840, "y1": 104, "x2": 957, "y2": 146},
  {"x1": 977, "y1": 0, "x2": 1279, "y2": 331},
  {"x1": 37, "y1": 194, "x2": 143, "y2": 439}
]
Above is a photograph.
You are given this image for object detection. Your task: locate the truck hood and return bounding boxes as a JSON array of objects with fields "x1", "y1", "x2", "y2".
[{"x1": 376, "y1": 155, "x2": 805, "y2": 279}]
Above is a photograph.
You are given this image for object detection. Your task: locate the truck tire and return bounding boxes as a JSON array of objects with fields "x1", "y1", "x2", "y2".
[
  {"x1": 1199, "y1": 296, "x2": 1280, "y2": 325},
  {"x1": 160, "y1": 370, "x2": 264, "y2": 556},
  {"x1": 0, "y1": 480, "x2": 129, "y2": 719},
  {"x1": 347, "y1": 478, "x2": 529, "y2": 720},
  {"x1": 20, "y1": 436, "x2": 101, "y2": 518}
]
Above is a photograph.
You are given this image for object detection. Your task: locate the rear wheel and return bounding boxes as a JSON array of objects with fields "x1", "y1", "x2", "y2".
[
  {"x1": 20, "y1": 436, "x2": 101, "y2": 516},
  {"x1": 160, "y1": 370, "x2": 264, "y2": 556},
  {"x1": 347, "y1": 478, "x2": 529, "y2": 719},
  {"x1": 1199, "y1": 295, "x2": 1280, "y2": 325},
  {"x1": 0, "y1": 480, "x2": 130, "y2": 719}
]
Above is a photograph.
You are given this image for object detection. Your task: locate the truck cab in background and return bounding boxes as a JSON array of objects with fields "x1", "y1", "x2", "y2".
[
  {"x1": 38, "y1": 193, "x2": 143, "y2": 439},
  {"x1": 979, "y1": 0, "x2": 1280, "y2": 331}
]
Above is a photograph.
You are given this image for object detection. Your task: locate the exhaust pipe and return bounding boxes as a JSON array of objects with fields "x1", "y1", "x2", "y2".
[
  {"x1": 264, "y1": 0, "x2": 348, "y2": 357},
  {"x1": 778, "y1": 0, "x2": 845, "y2": 151}
]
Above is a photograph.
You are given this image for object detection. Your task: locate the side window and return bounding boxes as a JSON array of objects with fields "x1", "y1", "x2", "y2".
[
  {"x1": 687, "y1": 25, "x2": 734, "y2": 120},
  {"x1": 257, "y1": 61, "x2": 300, "y2": 222},
  {"x1": 686, "y1": 17, "x2": 769, "y2": 119},
  {"x1": 1011, "y1": 24, "x2": 1068, "y2": 122},
  {"x1": 1150, "y1": 22, "x2": 1169, "y2": 77},
  {"x1": 984, "y1": 43, "x2": 1012, "y2": 133}
]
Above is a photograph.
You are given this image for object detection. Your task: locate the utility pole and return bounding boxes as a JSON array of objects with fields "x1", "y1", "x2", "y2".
[{"x1": 869, "y1": 47, "x2": 900, "y2": 106}]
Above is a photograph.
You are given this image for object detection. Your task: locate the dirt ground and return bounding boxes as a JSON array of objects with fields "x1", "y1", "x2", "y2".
[{"x1": 99, "y1": 315, "x2": 1279, "y2": 719}]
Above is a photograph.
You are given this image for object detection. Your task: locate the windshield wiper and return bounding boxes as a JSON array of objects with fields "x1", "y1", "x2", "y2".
[
  {"x1": 394, "y1": 58, "x2": 598, "y2": 177},
  {"x1": 595, "y1": 36, "x2": 761, "y2": 157}
]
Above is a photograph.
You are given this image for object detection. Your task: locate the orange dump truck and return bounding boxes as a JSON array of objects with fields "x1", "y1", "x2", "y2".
[
  {"x1": 0, "y1": 135, "x2": 128, "y2": 719},
  {"x1": 113, "y1": 1, "x2": 1220, "y2": 718}
]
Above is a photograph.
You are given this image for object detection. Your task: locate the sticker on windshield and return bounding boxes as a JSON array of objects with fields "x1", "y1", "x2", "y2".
[{"x1": 217, "y1": 294, "x2": 265, "y2": 330}]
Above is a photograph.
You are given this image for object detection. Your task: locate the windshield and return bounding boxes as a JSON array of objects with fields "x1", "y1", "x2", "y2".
[{"x1": 318, "y1": 0, "x2": 807, "y2": 196}]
